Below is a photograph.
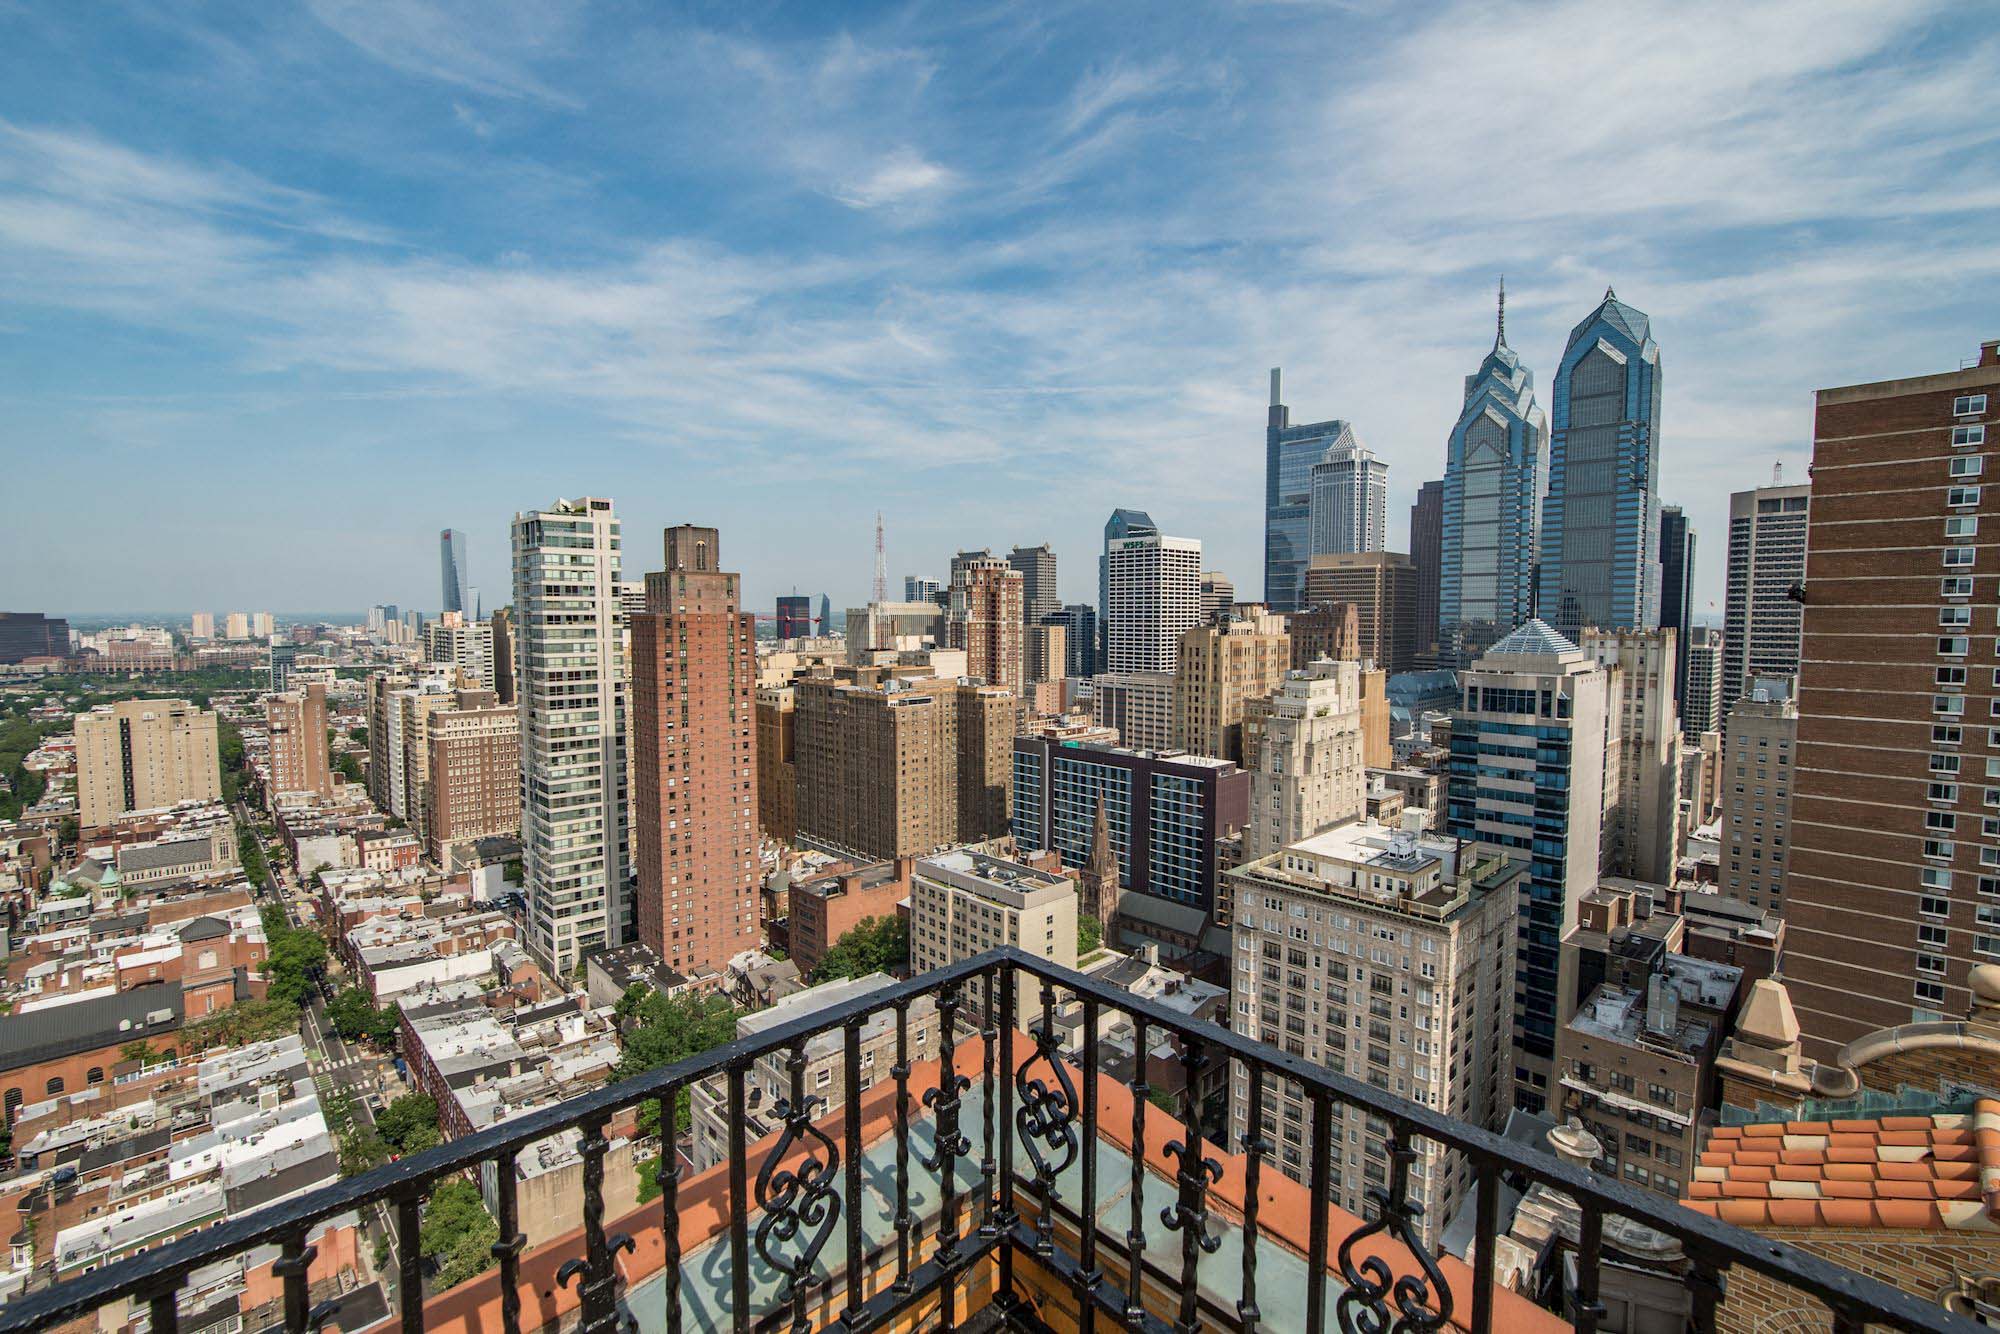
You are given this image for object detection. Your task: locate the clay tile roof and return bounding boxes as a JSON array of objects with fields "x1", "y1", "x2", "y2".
[{"x1": 1684, "y1": 1105, "x2": 2000, "y2": 1232}]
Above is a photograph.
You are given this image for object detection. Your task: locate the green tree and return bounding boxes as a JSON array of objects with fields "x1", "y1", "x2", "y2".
[
  {"x1": 326, "y1": 986, "x2": 400, "y2": 1046},
  {"x1": 1078, "y1": 914, "x2": 1103, "y2": 955},
  {"x1": 420, "y1": 1179, "x2": 499, "y2": 1291},
  {"x1": 376, "y1": 1093, "x2": 443, "y2": 1156},
  {"x1": 616, "y1": 990, "x2": 738, "y2": 1137},
  {"x1": 816, "y1": 915, "x2": 908, "y2": 982},
  {"x1": 182, "y1": 998, "x2": 300, "y2": 1050},
  {"x1": 262, "y1": 925, "x2": 328, "y2": 1007}
]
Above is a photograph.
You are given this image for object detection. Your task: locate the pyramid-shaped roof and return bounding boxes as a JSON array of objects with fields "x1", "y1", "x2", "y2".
[
  {"x1": 1568, "y1": 286, "x2": 1651, "y2": 349},
  {"x1": 1488, "y1": 618, "x2": 1579, "y2": 657}
]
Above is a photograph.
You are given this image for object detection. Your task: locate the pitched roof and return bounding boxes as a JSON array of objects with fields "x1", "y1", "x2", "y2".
[
  {"x1": 1487, "y1": 618, "x2": 1579, "y2": 657},
  {"x1": 1682, "y1": 1098, "x2": 2000, "y2": 1231}
]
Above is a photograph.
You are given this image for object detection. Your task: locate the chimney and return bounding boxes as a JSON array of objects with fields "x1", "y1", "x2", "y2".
[{"x1": 1981, "y1": 339, "x2": 2000, "y2": 369}]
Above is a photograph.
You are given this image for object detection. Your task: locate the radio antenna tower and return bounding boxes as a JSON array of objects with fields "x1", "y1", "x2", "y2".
[{"x1": 872, "y1": 512, "x2": 888, "y2": 604}]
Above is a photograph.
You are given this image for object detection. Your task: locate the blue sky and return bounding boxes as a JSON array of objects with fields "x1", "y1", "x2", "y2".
[{"x1": 3, "y1": 1, "x2": 1996, "y2": 619}]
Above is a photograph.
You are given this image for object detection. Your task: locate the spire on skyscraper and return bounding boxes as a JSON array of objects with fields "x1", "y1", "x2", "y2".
[{"x1": 1495, "y1": 275, "x2": 1507, "y2": 350}]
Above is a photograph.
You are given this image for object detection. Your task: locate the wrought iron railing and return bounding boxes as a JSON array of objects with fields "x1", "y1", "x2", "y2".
[{"x1": 0, "y1": 947, "x2": 1979, "y2": 1334}]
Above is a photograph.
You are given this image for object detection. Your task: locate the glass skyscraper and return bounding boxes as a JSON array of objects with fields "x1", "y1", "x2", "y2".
[
  {"x1": 440, "y1": 527, "x2": 470, "y2": 615},
  {"x1": 1537, "y1": 288, "x2": 1663, "y2": 635},
  {"x1": 1264, "y1": 368, "x2": 1357, "y2": 612},
  {"x1": 1098, "y1": 507, "x2": 1156, "y2": 671},
  {"x1": 1439, "y1": 290, "x2": 1547, "y2": 666}
]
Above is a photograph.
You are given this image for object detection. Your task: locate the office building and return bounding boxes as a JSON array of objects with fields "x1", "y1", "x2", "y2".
[
  {"x1": 775, "y1": 594, "x2": 813, "y2": 640},
  {"x1": 1302, "y1": 552, "x2": 1417, "y2": 675},
  {"x1": 793, "y1": 672, "x2": 1014, "y2": 861},
  {"x1": 366, "y1": 663, "x2": 458, "y2": 826},
  {"x1": 1104, "y1": 532, "x2": 1202, "y2": 675},
  {"x1": 1090, "y1": 672, "x2": 1175, "y2": 752},
  {"x1": 1441, "y1": 292, "x2": 1549, "y2": 666},
  {"x1": 75, "y1": 698, "x2": 221, "y2": 828},
  {"x1": 1199, "y1": 572, "x2": 1235, "y2": 625},
  {"x1": 1409, "y1": 480, "x2": 1443, "y2": 667},
  {"x1": 1239, "y1": 658, "x2": 1365, "y2": 858},
  {"x1": 1721, "y1": 480, "x2": 1810, "y2": 722},
  {"x1": 265, "y1": 683, "x2": 331, "y2": 798},
  {"x1": 1683, "y1": 627, "x2": 1723, "y2": 741},
  {"x1": 422, "y1": 611, "x2": 496, "y2": 690},
  {"x1": 630, "y1": 526, "x2": 760, "y2": 979},
  {"x1": 1042, "y1": 605, "x2": 1097, "y2": 679},
  {"x1": 1720, "y1": 678, "x2": 1796, "y2": 913},
  {"x1": 490, "y1": 609, "x2": 514, "y2": 706},
  {"x1": 1228, "y1": 824, "x2": 1521, "y2": 1249},
  {"x1": 1024, "y1": 622, "x2": 1067, "y2": 687},
  {"x1": 1265, "y1": 369, "x2": 1359, "y2": 612},
  {"x1": 0, "y1": 611, "x2": 69, "y2": 663},
  {"x1": 269, "y1": 641, "x2": 298, "y2": 693},
  {"x1": 1288, "y1": 601, "x2": 1361, "y2": 670},
  {"x1": 903, "y1": 576, "x2": 941, "y2": 606},
  {"x1": 1784, "y1": 339, "x2": 2000, "y2": 1054},
  {"x1": 1581, "y1": 628, "x2": 1683, "y2": 885},
  {"x1": 1172, "y1": 613, "x2": 1289, "y2": 763},
  {"x1": 511, "y1": 496, "x2": 629, "y2": 974},
  {"x1": 755, "y1": 686, "x2": 797, "y2": 844},
  {"x1": 1008, "y1": 544, "x2": 1058, "y2": 625},
  {"x1": 845, "y1": 601, "x2": 944, "y2": 661},
  {"x1": 1307, "y1": 436, "x2": 1389, "y2": 557},
  {"x1": 1010, "y1": 736, "x2": 1248, "y2": 955},
  {"x1": 1446, "y1": 619, "x2": 1608, "y2": 1111},
  {"x1": 1537, "y1": 289, "x2": 1663, "y2": 636},
  {"x1": 1098, "y1": 508, "x2": 1158, "y2": 670},
  {"x1": 424, "y1": 687, "x2": 520, "y2": 864},
  {"x1": 225, "y1": 613, "x2": 249, "y2": 640},
  {"x1": 190, "y1": 612, "x2": 214, "y2": 642},
  {"x1": 441, "y1": 528, "x2": 470, "y2": 616},
  {"x1": 948, "y1": 555, "x2": 1025, "y2": 693},
  {"x1": 910, "y1": 851, "x2": 1077, "y2": 1028},
  {"x1": 785, "y1": 860, "x2": 915, "y2": 981},
  {"x1": 818, "y1": 594, "x2": 832, "y2": 637},
  {"x1": 1658, "y1": 505, "x2": 1696, "y2": 717}
]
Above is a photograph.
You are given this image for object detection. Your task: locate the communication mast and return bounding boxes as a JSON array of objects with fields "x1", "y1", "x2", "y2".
[{"x1": 872, "y1": 512, "x2": 888, "y2": 604}]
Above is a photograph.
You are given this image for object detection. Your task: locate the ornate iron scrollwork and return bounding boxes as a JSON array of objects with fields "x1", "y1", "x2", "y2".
[
  {"x1": 922, "y1": 979, "x2": 974, "y2": 1269},
  {"x1": 1014, "y1": 982, "x2": 1079, "y2": 1254},
  {"x1": 1334, "y1": 1125, "x2": 1454, "y2": 1334},
  {"x1": 755, "y1": 1041, "x2": 843, "y2": 1334}
]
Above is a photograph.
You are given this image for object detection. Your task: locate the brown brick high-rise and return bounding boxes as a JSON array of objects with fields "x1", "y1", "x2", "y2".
[
  {"x1": 631, "y1": 525, "x2": 760, "y2": 979},
  {"x1": 1785, "y1": 339, "x2": 2000, "y2": 1059}
]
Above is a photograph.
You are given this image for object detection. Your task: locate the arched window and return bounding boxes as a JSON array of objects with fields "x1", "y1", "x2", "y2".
[
  {"x1": 86, "y1": 1067, "x2": 104, "y2": 1086},
  {"x1": 44, "y1": 1077, "x2": 64, "y2": 1096}
]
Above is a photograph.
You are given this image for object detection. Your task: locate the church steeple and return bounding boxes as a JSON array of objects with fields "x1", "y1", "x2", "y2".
[{"x1": 1082, "y1": 797, "x2": 1121, "y2": 934}]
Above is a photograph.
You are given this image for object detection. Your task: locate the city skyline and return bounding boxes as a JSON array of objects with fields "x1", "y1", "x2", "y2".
[{"x1": 5, "y1": 4, "x2": 1996, "y2": 618}]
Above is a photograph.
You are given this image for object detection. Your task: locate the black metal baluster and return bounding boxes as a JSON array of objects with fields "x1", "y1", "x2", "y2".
[
  {"x1": 1160, "y1": 1031, "x2": 1223, "y2": 1334},
  {"x1": 656, "y1": 1090, "x2": 683, "y2": 1334},
  {"x1": 1016, "y1": 977, "x2": 1079, "y2": 1260},
  {"x1": 1470, "y1": 1157, "x2": 1499, "y2": 1334},
  {"x1": 996, "y1": 966, "x2": 1017, "y2": 1308},
  {"x1": 1830, "y1": 1306, "x2": 1867, "y2": 1334},
  {"x1": 1336, "y1": 1119, "x2": 1452, "y2": 1332},
  {"x1": 921, "y1": 979, "x2": 973, "y2": 1329},
  {"x1": 755, "y1": 1036, "x2": 842, "y2": 1334},
  {"x1": 980, "y1": 974, "x2": 998, "y2": 1240},
  {"x1": 492, "y1": 1149, "x2": 526, "y2": 1334},
  {"x1": 891, "y1": 999, "x2": 914, "y2": 1296},
  {"x1": 842, "y1": 1018, "x2": 865, "y2": 1328},
  {"x1": 1305, "y1": 1090, "x2": 1330, "y2": 1334},
  {"x1": 395, "y1": 1193, "x2": 423, "y2": 1334},
  {"x1": 728, "y1": 1059, "x2": 753, "y2": 1334},
  {"x1": 1125, "y1": 1012, "x2": 1150, "y2": 1328},
  {"x1": 1688, "y1": 1246, "x2": 1726, "y2": 1330},
  {"x1": 1079, "y1": 994, "x2": 1102, "y2": 1306},
  {"x1": 1237, "y1": 1064, "x2": 1267, "y2": 1333},
  {"x1": 141, "y1": 1275, "x2": 182, "y2": 1334},
  {"x1": 558, "y1": 1109, "x2": 636, "y2": 1334},
  {"x1": 278, "y1": 1227, "x2": 317, "y2": 1334},
  {"x1": 1571, "y1": 1201, "x2": 1605, "y2": 1334}
]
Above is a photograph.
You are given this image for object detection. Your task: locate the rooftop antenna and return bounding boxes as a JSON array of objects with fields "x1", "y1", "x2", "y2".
[
  {"x1": 1496, "y1": 275, "x2": 1506, "y2": 348},
  {"x1": 1773, "y1": 462, "x2": 1783, "y2": 486},
  {"x1": 872, "y1": 512, "x2": 888, "y2": 605}
]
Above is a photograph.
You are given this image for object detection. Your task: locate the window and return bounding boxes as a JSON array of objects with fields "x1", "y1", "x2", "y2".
[
  {"x1": 1941, "y1": 636, "x2": 1971, "y2": 657},
  {"x1": 1947, "y1": 516, "x2": 1979, "y2": 539},
  {"x1": 1946, "y1": 546, "x2": 1977, "y2": 568},
  {"x1": 1936, "y1": 725, "x2": 1964, "y2": 745},
  {"x1": 1931, "y1": 782, "x2": 1961, "y2": 803},
  {"x1": 1933, "y1": 753, "x2": 1962, "y2": 774},
  {"x1": 1939, "y1": 695, "x2": 1968, "y2": 716},
  {"x1": 1943, "y1": 606, "x2": 1973, "y2": 627},
  {"x1": 1955, "y1": 425, "x2": 1988, "y2": 447},
  {"x1": 1920, "y1": 923, "x2": 1951, "y2": 947},
  {"x1": 1950, "y1": 487, "x2": 1982, "y2": 509},
  {"x1": 1922, "y1": 895, "x2": 1952, "y2": 918},
  {"x1": 1954, "y1": 455, "x2": 1987, "y2": 478},
  {"x1": 1917, "y1": 979, "x2": 1947, "y2": 1005},
  {"x1": 1940, "y1": 666, "x2": 1969, "y2": 686},
  {"x1": 1928, "y1": 811, "x2": 1958, "y2": 831},
  {"x1": 1955, "y1": 394, "x2": 1988, "y2": 416},
  {"x1": 1943, "y1": 576, "x2": 1976, "y2": 597}
]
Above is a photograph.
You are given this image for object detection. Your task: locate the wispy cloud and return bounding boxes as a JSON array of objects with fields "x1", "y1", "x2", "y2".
[{"x1": 304, "y1": 0, "x2": 582, "y2": 108}]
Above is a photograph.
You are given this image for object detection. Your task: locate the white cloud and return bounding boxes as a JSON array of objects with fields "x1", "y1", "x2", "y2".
[
  {"x1": 305, "y1": 0, "x2": 582, "y2": 107},
  {"x1": 829, "y1": 150, "x2": 957, "y2": 210}
]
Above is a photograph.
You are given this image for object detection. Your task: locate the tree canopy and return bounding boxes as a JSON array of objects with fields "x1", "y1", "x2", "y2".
[
  {"x1": 420, "y1": 1178, "x2": 499, "y2": 1291},
  {"x1": 376, "y1": 1092, "x2": 443, "y2": 1156},
  {"x1": 182, "y1": 998, "x2": 300, "y2": 1051},
  {"x1": 816, "y1": 915, "x2": 908, "y2": 982},
  {"x1": 1078, "y1": 914, "x2": 1103, "y2": 955},
  {"x1": 327, "y1": 986, "x2": 401, "y2": 1048}
]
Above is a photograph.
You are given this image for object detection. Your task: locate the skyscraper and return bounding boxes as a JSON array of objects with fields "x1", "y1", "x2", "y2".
[
  {"x1": 74, "y1": 699, "x2": 221, "y2": 828},
  {"x1": 1440, "y1": 288, "x2": 1549, "y2": 665},
  {"x1": 440, "y1": 528, "x2": 470, "y2": 616},
  {"x1": 1658, "y1": 504, "x2": 1696, "y2": 717},
  {"x1": 818, "y1": 594, "x2": 832, "y2": 638},
  {"x1": 1447, "y1": 619, "x2": 1607, "y2": 1112},
  {"x1": 265, "y1": 683, "x2": 330, "y2": 797},
  {"x1": 1008, "y1": 544, "x2": 1058, "y2": 625},
  {"x1": 904, "y1": 576, "x2": 941, "y2": 605},
  {"x1": 948, "y1": 556, "x2": 1025, "y2": 693},
  {"x1": 1721, "y1": 479, "x2": 1810, "y2": 722},
  {"x1": 1581, "y1": 628, "x2": 1683, "y2": 885},
  {"x1": 1783, "y1": 339, "x2": 2000, "y2": 1055},
  {"x1": 1265, "y1": 369, "x2": 1358, "y2": 612},
  {"x1": 1307, "y1": 437, "x2": 1389, "y2": 558},
  {"x1": 1198, "y1": 572, "x2": 1235, "y2": 625},
  {"x1": 1537, "y1": 288, "x2": 1662, "y2": 636},
  {"x1": 1103, "y1": 532, "x2": 1202, "y2": 675},
  {"x1": 1239, "y1": 658, "x2": 1365, "y2": 858},
  {"x1": 775, "y1": 594, "x2": 813, "y2": 639},
  {"x1": 1682, "y1": 626, "x2": 1723, "y2": 742},
  {"x1": 1098, "y1": 508, "x2": 1157, "y2": 671},
  {"x1": 421, "y1": 611, "x2": 495, "y2": 689},
  {"x1": 1409, "y1": 480, "x2": 1443, "y2": 666},
  {"x1": 1302, "y1": 553, "x2": 1417, "y2": 675},
  {"x1": 511, "y1": 497, "x2": 628, "y2": 974},
  {"x1": 1042, "y1": 605, "x2": 1097, "y2": 680},
  {"x1": 1172, "y1": 612, "x2": 1290, "y2": 763},
  {"x1": 631, "y1": 526, "x2": 760, "y2": 978}
]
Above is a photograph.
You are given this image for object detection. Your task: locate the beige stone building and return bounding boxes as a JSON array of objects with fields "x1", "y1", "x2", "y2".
[
  {"x1": 754, "y1": 685, "x2": 797, "y2": 843},
  {"x1": 265, "y1": 682, "x2": 331, "y2": 798},
  {"x1": 75, "y1": 698, "x2": 221, "y2": 828},
  {"x1": 425, "y1": 689, "x2": 521, "y2": 865},
  {"x1": 793, "y1": 670, "x2": 1014, "y2": 860},
  {"x1": 1227, "y1": 822, "x2": 1521, "y2": 1250},
  {"x1": 1024, "y1": 622, "x2": 1066, "y2": 686},
  {"x1": 1172, "y1": 612, "x2": 1289, "y2": 763},
  {"x1": 1239, "y1": 658, "x2": 1365, "y2": 860},
  {"x1": 1091, "y1": 671, "x2": 1174, "y2": 751},
  {"x1": 1302, "y1": 552, "x2": 1418, "y2": 675},
  {"x1": 910, "y1": 850, "x2": 1077, "y2": 1028},
  {"x1": 1719, "y1": 679, "x2": 1796, "y2": 913},
  {"x1": 1581, "y1": 627, "x2": 1684, "y2": 885}
]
